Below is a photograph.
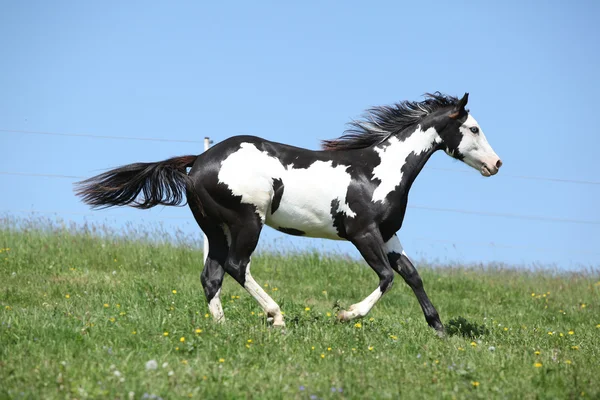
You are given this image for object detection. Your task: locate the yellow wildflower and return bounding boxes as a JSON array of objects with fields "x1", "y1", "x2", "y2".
[
  {"x1": 470, "y1": 341, "x2": 477, "y2": 347},
  {"x1": 321, "y1": 354, "x2": 325, "y2": 359},
  {"x1": 65, "y1": 294, "x2": 70, "y2": 299},
  {"x1": 132, "y1": 331, "x2": 137, "y2": 335},
  {"x1": 195, "y1": 328, "x2": 202, "y2": 334},
  {"x1": 327, "y1": 347, "x2": 332, "y2": 351},
  {"x1": 205, "y1": 313, "x2": 209, "y2": 318},
  {"x1": 163, "y1": 332, "x2": 169, "y2": 336},
  {"x1": 548, "y1": 331, "x2": 553, "y2": 335},
  {"x1": 503, "y1": 327, "x2": 508, "y2": 331},
  {"x1": 172, "y1": 290, "x2": 177, "y2": 294},
  {"x1": 180, "y1": 337, "x2": 185, "y2": 343},
  {"x1": 571, "y1": 345, "x2": 579, "y2": 350},
  {"x1": 305, "y1": 307, "x2": 310, "y2": 311},
  {"x1": 368, "y1": 346, "x2": 374, "y2": 351},
  {"x1": 109, "y1": 317, "x2": 115, "y2": 322},
  {"x1": 326, "y1": 312, "x2": 331, "y2": 317},
  {"x1": 534, "y1": 362, "x2": 543, "y2": 368},
  {"x1": 472, "y1": 381, "x2": 480, "y2": 387},
  {"x1": 355, "y1": 322, "x2": 362, "y2": 328},
  {"x1": 219, "y1": 358, "x2": 225, "y2": 363},
  {"x1": 565, "y1": 360, "x2": 572, "y2": 364},
  {"x1": 247, "y1": 339, "x2": 252, "y2": 343},
  {"x1": 568, "y1": 330, "x2": 574, "y2": 335},
  {"x1": 104, "y1": 303, "x2": 109, "y2": 308},
  {"x1": 535, "y1": 351, "x2": 540, "y2": 355}
]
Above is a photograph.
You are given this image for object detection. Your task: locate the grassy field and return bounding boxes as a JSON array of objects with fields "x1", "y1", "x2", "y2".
[{"x1": 1, "y1": 219, "x2": 599, "y2": 399}]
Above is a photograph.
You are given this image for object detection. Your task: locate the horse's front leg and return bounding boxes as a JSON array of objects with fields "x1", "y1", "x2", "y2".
[
  {"x1": 337, "y1": 227, "x2": 395, "y2": 321},
  {"x1": 384, "y1": 235, "x2": 444, "y2": 334}
]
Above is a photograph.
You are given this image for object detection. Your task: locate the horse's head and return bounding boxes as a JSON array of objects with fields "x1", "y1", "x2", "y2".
[{"x1": 437, "y1": 93, "x2": 502, "y2": 177}]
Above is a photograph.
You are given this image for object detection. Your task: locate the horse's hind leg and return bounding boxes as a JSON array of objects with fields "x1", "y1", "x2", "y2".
[
  {"x1": 201, "y1": 226, "x2": 229, "y2": 322},
  {"x1": 385, "y1": 235, "x2": 444, "y2": 333},
  {"x1": 224, "y1": 212, "x2": 285, "y2": 327}
]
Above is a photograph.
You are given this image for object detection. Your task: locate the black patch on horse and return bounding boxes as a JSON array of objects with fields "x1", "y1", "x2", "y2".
[
  {"x1": 271, "y1": 178, "x2": 284, "y2": 214},
  {"x1": 277, "y1": 227, "x2": 305, "y2": 236}
]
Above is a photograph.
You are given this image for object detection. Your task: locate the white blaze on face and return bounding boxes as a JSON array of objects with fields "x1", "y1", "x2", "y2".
[
  {"x1": 371, "y1": 126, "x2": 441, "y2": 202},
  {"x1": 457, "y1": 114, "x2": 501, "y2": 177}
]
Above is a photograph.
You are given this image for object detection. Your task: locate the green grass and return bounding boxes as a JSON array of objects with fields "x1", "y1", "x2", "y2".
[{"x1": 1, "y1": 219, "x2": 599, "y2": 399}]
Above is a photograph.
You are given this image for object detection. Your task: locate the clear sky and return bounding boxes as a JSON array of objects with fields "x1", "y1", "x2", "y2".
[{"x1": 1, "y1": 1, "x2": 599, "y2": 270}]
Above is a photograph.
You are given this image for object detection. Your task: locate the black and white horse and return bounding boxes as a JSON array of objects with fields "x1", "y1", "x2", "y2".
[{"x1": 76, "y1": 92, "x2": 501, "y2": 334}]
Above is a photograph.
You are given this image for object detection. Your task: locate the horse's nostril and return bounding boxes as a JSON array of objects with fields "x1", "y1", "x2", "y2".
[{"x1": 496, "y1": 159, "x2": 503, "y2": 169}]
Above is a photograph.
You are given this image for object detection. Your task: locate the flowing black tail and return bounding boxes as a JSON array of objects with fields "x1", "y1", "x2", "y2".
[{"x1": 74, "y1": 155, "x2": 198, "y2": 209}]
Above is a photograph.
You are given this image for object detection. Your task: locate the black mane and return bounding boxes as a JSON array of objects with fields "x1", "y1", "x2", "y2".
[{"x1": 321, "y1": 92, "x2": 459, "y2": 151}]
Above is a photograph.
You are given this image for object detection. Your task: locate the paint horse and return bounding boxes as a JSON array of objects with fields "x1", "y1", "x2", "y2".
[{"x1": 75, "y1": 92, "x2": 502, "y2": 334}]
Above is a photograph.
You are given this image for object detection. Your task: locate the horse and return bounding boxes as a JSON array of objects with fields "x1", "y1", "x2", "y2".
[{"x1": 75, "y1": 92, "x2": 502, "y2": 334}]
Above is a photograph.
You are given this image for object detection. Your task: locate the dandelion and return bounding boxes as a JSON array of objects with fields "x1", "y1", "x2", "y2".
[
  {"x1": 305, "y1": 307, "x2": 310, "y2": 311},
  {"x1": 205, "y1": 313, "x2": 209, "y2": 318},
  {"x1": 251, "y1": 311, "x2": 255, "y2": 316},
  {"x1": 264, "y1": 283, "x2": 269, "y2": 288},
  {"x1": 534, "y1": 362, "x2": 543, "y2": 368},
  {"x1": 181, "y1": 360, "x2": 188, "y2": 365},
  {"x1": 596, "y1": 324, "x2": 600, "y2": 328},
  {"x1": 104, "y1": 303, "x2": 110, "y2": 308},
  {"x1": 145, "y1": 360, "x2": 158, "y2": 370},
  {"x1": 195, "y1": 328, "x2": 202, "y2": 334},
  {"x1": 355, "y1": 322, "x2": 362, "y2": 328},
  {"x1": 458, "y1": 347, "x2": 464, "y2": 351},
  {"x1": 65, "y1": 294, "x2": 70, "y2": 299},
  {"x1": 571, "y1": 345, "x2": 579, "y2": 350},
  {"x1": 120, "y1": 312, "x2": 126, "y2": 316},
  {"x1": 565, "y1": 360, "x2": 572, "y2": 364},
  {"x1": 470, "y1": 342, "x2": 477, "y2": 347},
  {"x1": 559, "y1": 333, "x2": 564, "y2": 337},
  {"x1": 369, "y1": 317, "x2": 374, "y2": 321},
  {"x1": 322, "y1": 290, "x2": 327, "y2": 295},
  {"x1": 581, "y1": 303, "x2": 586, "y2": 308},
  {"x1": 368, "y1": 346, "x2": 374, "y2": 351},
  {"x1": 503, "y1": 327, "x2": 508, "y2": 331},
  {"x1": 116, "y1": 304, "x2": 120, "y2": 308},
  {"x1": 326, "y1": 312, "x2": 331, "y2": 317},
  {"x1": 109, "y1": 317, "x2": 116, "y2": 323},
  {"x1": 172, "y1": 290, "x2": 177, "y2": 294},
  {"x1": 245, "y1": 344, "x2": 250, "y2": 349},
  {"x1": 321, "y1": 354, "x2": 325, "y2": 358},
  {"x1": 132, "y1": 331, "x2": 137, "y2": 335},
  {"x1": 175, "y1": 347, "x2": 179, "y2": 351},
  {"x1": 390, "y1": 335, "x2": 398, "y2": 340},
  {"x1": 272, "y1": 288, "x2": 278, "y2": 291},
  {"x1": 163, "y1": 332, "x2": 169, "y2": 336},
  {"x1": 472, "y1": 381, "x2": 480, "y2": 387},
  {"x1": 531, "y1": 293, "x2": 535, "y2": 297},
  {"x1": 311, "y1": 346, "x2": 315, "y2": 350},
  {"x1": 535, "y1": 351, "x2": 540, "y2": 355},
  {"x1": 327, "y1": 347, "x2": 332, "y2": 351},
  {"x1": 219, "y1": 358, "x2": 225, "y2": 363},
  {"x1": 180, "y1": 337, "x2": 185, "y2": 343},
  {"x1": 352, "y1": 348, "x2": 356, "y2": 351},
  {"x1": 568, "y1": 330, "x2": 574, "y2": 335},
  {"x1": 548, "y1": 331, "x2": 553, "y2": 335},
  {"x1": 247, "y1": 339, "x2": 252, "y2": 343}
]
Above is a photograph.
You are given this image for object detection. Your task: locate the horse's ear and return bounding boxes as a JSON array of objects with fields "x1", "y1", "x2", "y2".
[{"x1": 449, "y1": 92, "x2": 469, "y2": 119}]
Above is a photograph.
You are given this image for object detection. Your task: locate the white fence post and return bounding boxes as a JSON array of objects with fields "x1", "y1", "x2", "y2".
[{"x1": 203, "y1": 137, "x2": 212, "y2": 265}]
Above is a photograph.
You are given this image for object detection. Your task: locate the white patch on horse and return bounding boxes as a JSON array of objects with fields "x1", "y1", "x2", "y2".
[
  {"x1": 338, "y1": 287, "x2": 383, "y2": 320},
  {"x1": 208, "y1": 288, "x2": 224, "y2": 322},
  {"x1": 371, "y1": 126, "x2": 440, "y2": 203},
  {"x1": 218, "y1": 143, "x2": 282, "y2": 221},
  {"x1": 269, "y1": 160, "x2": 355, "y2": 239},
  {"x1": 457, "y1": 114, "x2": 500, "y2": 175},
  {"x1": 218, "y1": 143, "x2": 355, "y2": 239},
  {"x1": 243, "y1": 261, "x2": 284, "y2": 326}
]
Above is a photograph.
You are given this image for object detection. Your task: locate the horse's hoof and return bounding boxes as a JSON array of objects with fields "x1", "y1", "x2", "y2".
[{"x1": 337, "y1": 310, "x2": 353, "y2": 321}]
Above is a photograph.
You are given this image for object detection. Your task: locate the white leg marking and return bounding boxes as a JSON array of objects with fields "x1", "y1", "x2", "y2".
[
  {"x1": 338, "y1": 287, "x2": 383, "y2": 321},
  {"x1": 244, "y1": 262, "x2": 285, "y2": 327},
  {"x1": 208, "y1": 288, "x2": 225, "y2": 323}
]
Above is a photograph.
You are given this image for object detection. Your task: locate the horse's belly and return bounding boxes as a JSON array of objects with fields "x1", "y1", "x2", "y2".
[{"x1": 266, "y1": 201, "x2": 344, "y2": 240}]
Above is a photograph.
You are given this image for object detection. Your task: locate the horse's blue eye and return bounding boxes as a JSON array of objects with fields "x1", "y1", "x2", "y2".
[{"x1": 470, "y1": 127, "x2": 479, "y2": 134}]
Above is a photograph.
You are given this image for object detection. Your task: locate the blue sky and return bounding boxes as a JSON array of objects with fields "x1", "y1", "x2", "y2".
[{"x1": 1, "y1": 1, "x2": 599, "y2": 269}]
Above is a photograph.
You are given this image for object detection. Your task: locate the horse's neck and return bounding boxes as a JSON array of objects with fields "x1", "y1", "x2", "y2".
[{"x1": 370, "y1": 126, "x2": 441, "y2": 199}]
